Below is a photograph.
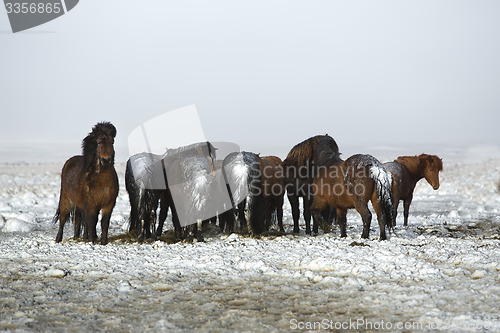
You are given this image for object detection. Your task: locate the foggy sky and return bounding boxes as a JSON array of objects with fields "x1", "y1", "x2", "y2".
[{"x1": 1, "y1": 0, "x2": 500, "y2": 160}]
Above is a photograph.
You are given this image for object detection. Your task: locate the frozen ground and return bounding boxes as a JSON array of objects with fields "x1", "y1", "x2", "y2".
[{"x1": 1, "y1": 147, "x2": 500, "y2": 332}]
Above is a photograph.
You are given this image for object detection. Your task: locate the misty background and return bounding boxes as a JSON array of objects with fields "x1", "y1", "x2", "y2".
[{"x1": 1, "y1": 0, "x2": 500, "y2": 162}]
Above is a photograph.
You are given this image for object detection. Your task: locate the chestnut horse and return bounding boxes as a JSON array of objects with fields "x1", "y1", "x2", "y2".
[
  {"x1": 260, "y1": 156, "x2": 285, "y2": 232},
  {"x1": 310, "y1": 138, "x2": 393, "y2": 240},
  {"x1": 283, "y1": 135, "x2": 339, "y2": 234},
  {"x1": 383, "y1": 154, "x2": 443, "y2": 226},
  {"x1": 54, "y1": 122, "x2": 119, "y2": 245}
]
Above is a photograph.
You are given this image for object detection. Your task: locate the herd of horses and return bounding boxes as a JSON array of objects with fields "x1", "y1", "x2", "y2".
[{"x1": 54, "y1": 122, "x2": 443, "y2": 245}]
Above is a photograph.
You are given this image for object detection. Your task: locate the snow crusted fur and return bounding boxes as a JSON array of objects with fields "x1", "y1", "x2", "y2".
[
  {"x1": 223, "y1": 151, "x2": 265, "y2": 234},
  {"x1": 368, "y1": 159, "x2": 394, "y2": 231}
]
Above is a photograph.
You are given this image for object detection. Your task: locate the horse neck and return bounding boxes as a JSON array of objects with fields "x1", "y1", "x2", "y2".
[
  {"x1": 397, "y1": 156, "x2": 425, "y2": 182},
  {"x1": 90, "y1": 161, "x2": 115, "y2": 177}
]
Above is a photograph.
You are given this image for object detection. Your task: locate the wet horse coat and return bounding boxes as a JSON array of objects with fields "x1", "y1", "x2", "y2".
[{"x1": 310, "y1": 139, "x2": 393, "y2": 240}]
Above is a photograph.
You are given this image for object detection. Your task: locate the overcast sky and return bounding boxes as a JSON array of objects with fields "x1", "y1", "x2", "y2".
[{"x1": 1, "y1": 0, "x2": 500, "y2": 160}]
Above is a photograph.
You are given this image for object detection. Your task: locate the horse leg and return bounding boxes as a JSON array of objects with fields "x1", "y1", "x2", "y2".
[
  {"x1": 263, "y1": 199, "x2": 272, "y2": 232},
  {"x1": 326, "y1": 206, "x2": 336, "y2": 226},
  {"x1": 287, "y1": 194, "x2": 300, "y2": 234},
  {"x1": 85, "y1": 213, "x2": 99, "y2": 244},
  {"x1": 303, "y1": 196, "x2": 313, "y2": 235},
  {"x1": 354, "y1": 201, "x2": 372, "y2": 239},
  {"x1": 156, "y1": 193, "x2": 168, "y2": 238},
  {"x1": 277, "y1": 198, "x2": 284, "y2": 232},
  {"x1": 128, "y1": 191, "x2": 139, "y2": 234},
  {"x1": 100, "y1": 206, "x2": 114, "y2": 245},
  {"x1": 83, "y1": 218, "x2": 89, "y2": 240},
  {"x1": 218, "y1": 210, "x2": 226, "y2": 233},
  {"x1": 220, "y1": 209, "x2": 235, "y2": 234},
  {"x1": 336, "y1": 208, "x2": 348, "y2": 238},
  {"x1": 403, "y1": 195, "x2": 413, "y2": 226},
  {"x1": 371, "y1": 197, "x2": 387, "y2": 241},
  {"x1": 392, "y1": 199, "x2": 400, "y2": 227},
  {"x1": 196, "y1": 221, "x2": 204, "y2": 241},
  {"x1": 73, "y1": 207, "x2": 83, "y2": 239},
  {"x1": 171, "y1": 207, "x2": 182, "y2": 240},
  {"x1": 238, "y1": 200, "x2": 247, "y2": 234},
  {"x1": 311, "y1": 208, "x2": 331, "y2": 234},
  {"x1": 55, "y1": 202, "x2": 71, "y2": 243}
]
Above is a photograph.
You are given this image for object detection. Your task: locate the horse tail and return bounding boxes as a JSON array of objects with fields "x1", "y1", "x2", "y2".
[
  {"x1": 222, "y1": 152, "x2": 249, "y2": 209},
  {"x1": 369, "y1": 161, "x2": 394, "y2": 232},
  {"x1": 243, "y1": 152, "x2": 265, "y2": 235},
  {"x1": 52, "y1": 207, "x2": 60, "y2": 224}
]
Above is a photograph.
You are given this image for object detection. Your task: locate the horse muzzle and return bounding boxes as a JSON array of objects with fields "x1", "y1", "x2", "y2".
[
  {"x1": 101, "y1": 157, "x2": 112, "y2": 166},
  {"x1": 433, "y1": 185, "x2": 439, "y2": 190}
]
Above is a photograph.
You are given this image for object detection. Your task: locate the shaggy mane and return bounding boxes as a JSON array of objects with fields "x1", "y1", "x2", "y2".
[{"x1": 283, "y1": 134, "x2": 338, "y2": 168}]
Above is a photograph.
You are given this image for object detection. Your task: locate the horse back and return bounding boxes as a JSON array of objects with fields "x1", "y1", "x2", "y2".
[
  {"x1": 312, "y1": 160, "x2": 353, "y2": 209},
  {"x1": 384, "y1": 161, "x2": 414, "y2": 200}
]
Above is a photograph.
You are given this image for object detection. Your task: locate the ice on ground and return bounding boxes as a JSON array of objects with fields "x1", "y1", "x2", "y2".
[
  {"x1": 0, "y1": 147, "x2": 499, "y2": 332},
  {"x1": 1, "y1": 218, "x2": 35, "y2": 233}
]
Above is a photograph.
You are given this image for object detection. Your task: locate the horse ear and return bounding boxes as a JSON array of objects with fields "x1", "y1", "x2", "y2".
[{"x1": 104, "y1": 122, "x2": 117, "y2": 138}]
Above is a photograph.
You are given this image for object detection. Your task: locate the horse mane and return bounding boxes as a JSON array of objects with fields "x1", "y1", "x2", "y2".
[
  {"x1": 313, "y1": 137, "x2": 343, "y2": 167},
  {"x1": 396, "y1": 154, "x2": 443, "y2": 175},
  {"x1": 283, "y1": 135, "x2": 338, "y2": 168},
  {"x1": 82, "y1": 122, "x2": 117, "y2": 171},
  {"x1": 165, "y1": 141, "x2": 216, "y2": 161}
]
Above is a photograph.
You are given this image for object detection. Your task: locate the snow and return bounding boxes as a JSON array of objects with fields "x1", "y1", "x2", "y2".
[{"x1": 0, "y1": 147, "x2": 499, "y2": 332}]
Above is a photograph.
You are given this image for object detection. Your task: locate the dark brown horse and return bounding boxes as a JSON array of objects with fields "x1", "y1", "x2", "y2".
[
  {"x1": 55, "y1": 122, "x2": 119, "y2": 245},
  {"x1": 283, "y1": 135, "x2": 339, "y2": 234},
  {"x1": 383, "y1": 154, "x2": 443, "y2": 226},
  {"x1": 310, "y1": 138, "x2": 393, "y2": 240},
  {"x1": 260, "y1": 155, "x2": 285, "y2": 232}
]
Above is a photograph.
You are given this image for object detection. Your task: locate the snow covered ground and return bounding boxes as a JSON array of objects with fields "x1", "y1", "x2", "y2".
[{"x1": 1, "y1": 147, "x2": 499, "y2": 332}]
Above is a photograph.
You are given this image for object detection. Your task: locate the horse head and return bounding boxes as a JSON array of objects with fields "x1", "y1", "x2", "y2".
[
  {"x1": 96, "y1": 133, "x2": 115, "y2": 167},
  {"x1": 420, "y1": 154, "x2": 443, "y2": 190},
  {"x1": 83, "y1": 122, "x2": 117, "y2": 171}
]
